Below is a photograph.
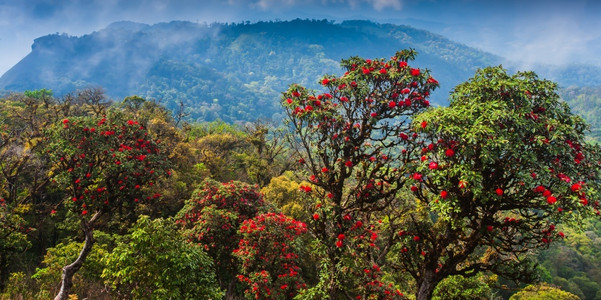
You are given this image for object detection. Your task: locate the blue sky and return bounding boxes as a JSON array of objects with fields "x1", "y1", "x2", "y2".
[{"x1": 1, "y1": 0, "x2": 601, "y2": 75}]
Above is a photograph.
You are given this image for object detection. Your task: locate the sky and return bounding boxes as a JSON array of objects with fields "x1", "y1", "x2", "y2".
[{"x1": 1, "y1": 0, "x2": 601, "y2": 75}]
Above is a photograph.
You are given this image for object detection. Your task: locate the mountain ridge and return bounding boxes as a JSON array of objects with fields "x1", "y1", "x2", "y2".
[{"x1": 1, "y1": 19, "x2": 599, "y2": 123}]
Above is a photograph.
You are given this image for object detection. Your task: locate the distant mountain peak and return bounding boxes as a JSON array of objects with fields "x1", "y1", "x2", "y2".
[
  {"x1": 105, "y1": 21, "x2": 150, "y2": 31},
  {"x1": 1, "y1": 19, "x2": 599, "y2": 123}
]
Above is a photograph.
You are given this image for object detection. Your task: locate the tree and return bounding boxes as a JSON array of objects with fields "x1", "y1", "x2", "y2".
[
  {"x1": 233, "y1": 212, "x2": 308, "y2": 299},
  {"x1": 431, "y1": 273, "x2": 497, "y2": 300},
  {"x1": 261, "y1": 171, "x2": 309, "y2": 221},
  {"x1": 176, "y1": 178, "x2": 266, "y2": 297},
  {"x1": 393, "y1": 66, "x2": 601, "y2": 299},
  {"x1": 510, "y1": 283, "x2": 580, "y2": 300},
  {"x1": 102, "y1": 215, "x2": 223, "y2": 299},
  {"x1": 281, "y1": 49, "x2": 438, "y2": 298},
  {"x1": 44, "y1": 110, "x2": 171, "y2": 300},
  {"x1": 0, "y1": 90, "x2": 61, "y2": 288},
  {"x1": 31, "y1": 232, "x2": 112, "y2": 299}
]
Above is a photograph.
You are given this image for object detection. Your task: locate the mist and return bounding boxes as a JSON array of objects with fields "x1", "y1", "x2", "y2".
[{"x1": 1, "y1": 0, "x2": 601, "y2": 75}]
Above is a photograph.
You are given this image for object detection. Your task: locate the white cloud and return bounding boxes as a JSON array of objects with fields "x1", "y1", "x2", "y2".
[
  {"x1": 369, "y1": 0, "x2": 402, "y2": 10},
  {"x1": 237, "y1": 0, "x2": 402, "y2": 11}
]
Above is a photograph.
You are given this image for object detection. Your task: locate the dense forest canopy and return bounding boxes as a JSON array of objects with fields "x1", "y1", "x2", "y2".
[{"x1": 2, "y1": 47, "x2": 601, "y2": 300}]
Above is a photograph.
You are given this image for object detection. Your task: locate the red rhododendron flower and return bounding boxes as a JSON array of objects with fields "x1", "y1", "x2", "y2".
[
  {"x1": 487, "y1": 225, "x2": 494, "y2": 232},
  {"x1": 440, "y1": 190, "x2": 448, "y2": 199},
  {"x1": 413, "y1": 236, "x2": 420, "y2": 241},
  {"x1": 336, "y1": 240, "x2": 343, "y2": 247},
  {"x1": 427, "y1": 76, "x2": 438, "y2": 84},
  {"x1": 388, "y1": 101, "x2": 396, "y2": 108},
  {"x1": 399, "y1": 61, "x2": 408, "y2": 68},
  {"x1": 410, "y1": 68, "x2": 420, "y2": 76},
  {"x1": 429, "y1": 162, "x2": 438, "y2": 170},
  {"x1": 322, "y1": 78, "x2": 330, "y2": 85},
  {"x1": 496, "y1": 188, "x2": 504, "y2": 196},
  {"x1": 571, "y1": 183, "x2": 582, "y2": 192},
  {"x1": 445, "y1": 148, "x2": 455, "y2": 157},
  {"x1": 421, "y1": 121, "x2": 428, "y2": 128},
  {"x1": 345, "y1": 160, "x2": 353, "y2": 167},
  {"x1": 322, "y1": 167, "x2": 329, "y2": 173},
  {"x1": 338, "y1": 233, "x2": 345, "y2": 240},
  {"x1": 313, "y1": 214, "x2": 319, "y2": 220},
  {"x1": 63, "y1": 119, "x2": 69, "y2": 124},
  {"x1": 547, "y1": 196, "x2": 557, "y2": 204}
]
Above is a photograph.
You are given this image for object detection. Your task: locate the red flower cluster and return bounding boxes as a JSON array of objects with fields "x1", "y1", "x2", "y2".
[
  {"x1": 234, "y1": 213, "x2": 307, "y2": 300},
  {"x1": 49, "y1": 115, "x2": 169, "y2": 217}
]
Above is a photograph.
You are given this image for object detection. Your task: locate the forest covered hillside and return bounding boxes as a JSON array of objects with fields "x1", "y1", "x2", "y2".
[
  {"x1": 4, "y1": 19, "x2": 601, "y2": 129},
  {"x1": 0, "y1": 19, "x2": 509, "y2": 122}
]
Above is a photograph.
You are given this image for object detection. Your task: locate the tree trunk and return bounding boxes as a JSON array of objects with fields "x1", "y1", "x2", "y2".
[
  {"x1": 224, "y1": 278, "x2": 238, "y2": 300},
  {"x1": 0, "y1": 254, "x2": 7, "y2": 291},
  {"x1": 327, "y1": 252, "x2": 341, "y2": 299},
  {"x1": 54, "y1": 212, "x2": 99, "y2": 300},
  {"x1": 416, "y1": 270, "x2": 438, "y2": 300}
]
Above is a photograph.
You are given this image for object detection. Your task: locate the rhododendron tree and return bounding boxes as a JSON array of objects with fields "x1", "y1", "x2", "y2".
[
  {"x1": 282, "y1": 49, "x2": 438, "y2": 298},
  {"x1": 394, "y1": 67, "x2": 601, "y2": 300},
  {"x1": 44, "y1": 111, "x2": 170, "y2": 300},
  {"x1": 176, "y1": 178, "x2": 266, "y2": 297},
  {"x1": 233, "y1": 212, "x2": 308, "y2": 300}
]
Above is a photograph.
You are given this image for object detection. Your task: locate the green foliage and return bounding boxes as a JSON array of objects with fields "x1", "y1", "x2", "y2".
[
  {"x1": 432, "y1": 274, "x2": 497, "y2": 300},
  {"x1": 536, "y1": 217, "x2": 601, "y2": 299},
  {"x1": 31, "y1": 232, "x2": 112, "y2": 299},
  {"x1": 0, "y1": 203, "x2": 31, "y2": 267},
  {"x1": 102, "y1": 215, "x2": 223, "y2": 299},
  {"x1": 0, "y1": 272, "x2": 38, "y2": 300},
  {"x1": 510, "y1": 283, "x2": 581, "y2": 300},
  {"x1": 560, "y1": 86, "x2": 601, "y2": 142},
  {"x1": 186, "y1": 120, "x2": 291, "y2": 186},
  {"x1": 261, "y1": 171, "x2": 309, "y2": 221}
]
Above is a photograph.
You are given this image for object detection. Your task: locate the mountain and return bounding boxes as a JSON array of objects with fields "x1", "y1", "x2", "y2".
[{"x1": 1, "y1": 19, "x2": 600, "y2": 123}]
